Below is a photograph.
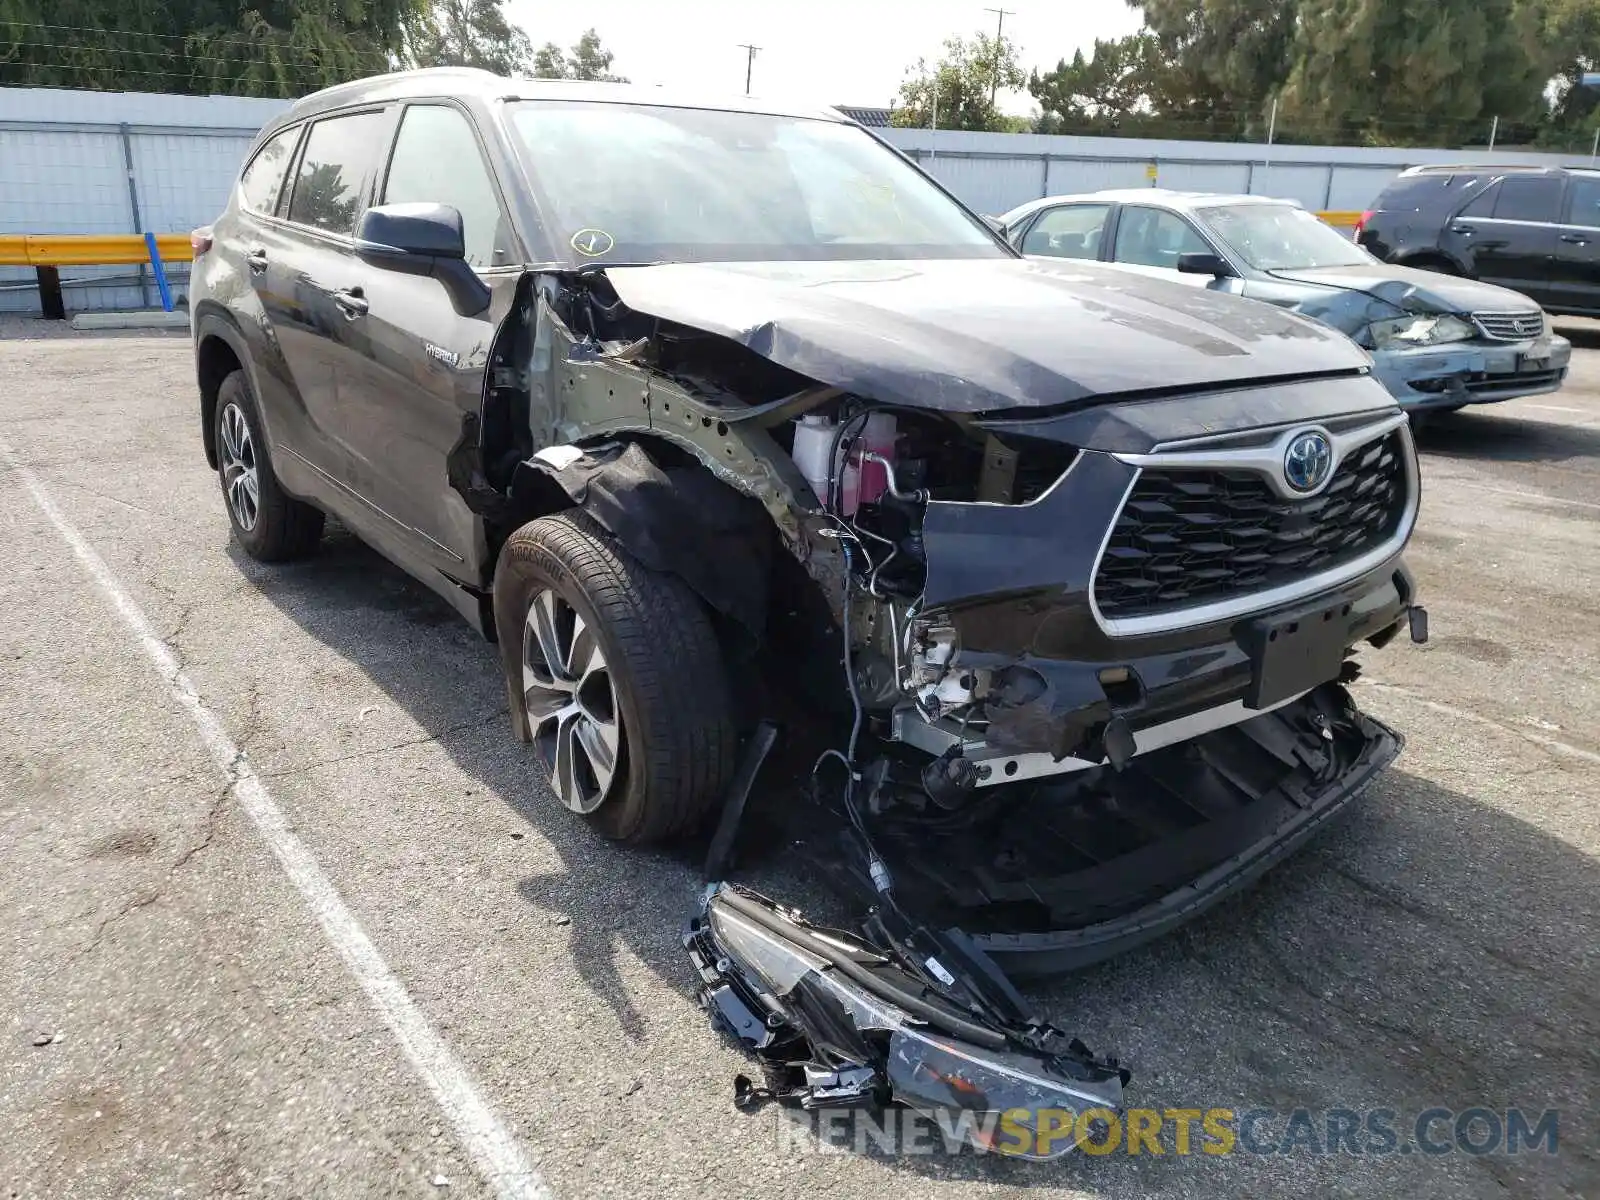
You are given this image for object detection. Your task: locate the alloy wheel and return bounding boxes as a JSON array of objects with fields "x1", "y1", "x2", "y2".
[
  {"x1": 522, "y1": 588, "x2": 623, "y2": 814},
  {"x1": 218, "y1": 402, "x2": 260, "y2": 531}
]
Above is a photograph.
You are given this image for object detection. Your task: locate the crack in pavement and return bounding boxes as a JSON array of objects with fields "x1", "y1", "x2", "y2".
[{"x1": 255, "y1": 711, "x2": 509, "y2": 781}]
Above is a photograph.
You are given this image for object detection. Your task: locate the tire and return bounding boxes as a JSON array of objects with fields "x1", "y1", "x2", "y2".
[
  {"x1": 214, "y1": 370, "x2": 324, "y2": 561},
  {"x1": 493, "y1": 511, "x2": 737, "y2": 844}
]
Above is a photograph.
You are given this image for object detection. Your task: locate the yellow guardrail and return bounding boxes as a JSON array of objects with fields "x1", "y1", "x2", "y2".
[
  {"x1": 0, "y1": 233, "x2": 194, "y2": 267},
  {"x1": 1317, "y1": 210, "x2": 1364, "y2": 228}
]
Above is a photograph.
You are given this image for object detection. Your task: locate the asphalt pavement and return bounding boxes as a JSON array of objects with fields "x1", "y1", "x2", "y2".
[{"x1": 1, "y1": 315, "x2": 1596, "y2": 1199}]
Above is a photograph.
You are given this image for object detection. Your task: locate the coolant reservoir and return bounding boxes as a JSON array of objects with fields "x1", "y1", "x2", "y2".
[{"x1": 792, "y1": 413, "x2": 835, "y2": 506}]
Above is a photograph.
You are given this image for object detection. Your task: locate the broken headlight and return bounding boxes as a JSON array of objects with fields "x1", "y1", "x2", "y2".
[
  {"x1": 1367, "y1": 313, "x2": 1475, "y2": 349},
  {"x1": 685, "y1": 883, "x2": 1127, "y2": 1159}
]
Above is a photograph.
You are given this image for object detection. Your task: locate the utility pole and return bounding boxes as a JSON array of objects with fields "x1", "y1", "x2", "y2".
[
  {"x1": 737, "y1": 43, "x2": 760, "y2": 95},
  {"x1": 983, "y1": 7, "x2": 1014, "y2": 107}
]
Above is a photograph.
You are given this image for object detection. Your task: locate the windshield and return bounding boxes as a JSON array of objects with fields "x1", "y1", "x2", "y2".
[
  {"x1": 505, "y1": 101, "x2": 1006, "y2": 263},
  {"x1": 1196, "y1": 203, "x2": 1373, "y2": 271}
]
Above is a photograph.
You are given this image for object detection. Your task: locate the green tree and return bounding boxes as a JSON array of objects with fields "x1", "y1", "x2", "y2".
[
  {"x1": 1030, "y1": 31, "x2": 1206, "y2": 136},
  {"x1": 1277, "y1": 0, "x2": 1549, "y2": 145},
  {"x1": 890, "y1": 32, "x2": 1026, "y2": 132},
  {"x1": 531, "y1": 27, "x2": 626, "y2": 81},
  {"x1": 406, "y1": 0, "x2": 534, "y2": 75},
  {"x1": 0, "y1": 0, "x2": 417, "y2": 96},
  {"x1": 1538, "y1": 0, "x2": 1600, "y2": 146},
  {"x1": 1135, "y1": 0, "x2": 1297, "y2": 138}
]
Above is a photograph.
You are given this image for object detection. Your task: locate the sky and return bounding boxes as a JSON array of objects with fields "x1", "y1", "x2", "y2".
[{"x1": 502, "y1": 0, "x2": 1145, "y2": 115}]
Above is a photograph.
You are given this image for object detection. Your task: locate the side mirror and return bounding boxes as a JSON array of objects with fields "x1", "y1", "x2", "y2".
[
  {"x1": 355, "y1": 202, "x2": 490, "y2": 316},
  {"x1": 1176, "y1": 251, "x2": 1234, "y2": 278}
]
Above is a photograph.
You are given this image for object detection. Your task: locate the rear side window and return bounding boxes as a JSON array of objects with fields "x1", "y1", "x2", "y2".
[
  {"x1": 238, "y1": 126, "x2": 299, "y2": 214},
  {"x1": 1374, "y1": 173, "x2": 1488, "y2": 212},
  {"x1": 1491, "y1": 176, "x2": 1561, "y2": 223},
  {"x1": 1020, "y1": 204, "x2": 1111, "y2": 259},
  {"x1": 382, "y1": 105, "x2": 513, "y2": 270},
  {"x1": 1460, "y1": 184, "x2": 1498, "y2": 217},
  {"x1": 1564, "y1": 175, "x2": 1600, "y2": 228},
  {"x1": 1113, "y1": 206, "x2": 1210, "y2": 267},
  {"x1": 286, "y1": 110, "x2": 389, "y2": 236}
]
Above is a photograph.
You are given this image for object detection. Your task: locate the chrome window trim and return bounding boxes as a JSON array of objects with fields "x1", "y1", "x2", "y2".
[{"x1": 1089, "y1": 413, "x2": 1418, "y2": 638}]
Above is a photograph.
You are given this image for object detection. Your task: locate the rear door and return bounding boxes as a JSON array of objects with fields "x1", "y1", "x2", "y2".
[
  {"x1": 1012, "y1": 203, "x2": 1114, "y2": 261},
  {"x1": 1450, "y1": 174, "x2": 1561, "y2": 303},
  {"x1": 1547, "y1": 172, "x2": 1600, "y2": 315},
  {"x1": 269, "y1": 106, "x2": 395, "y2": 489},
  {"x1": 332, "y1": 101, "x2": 524, "y2": 579}
]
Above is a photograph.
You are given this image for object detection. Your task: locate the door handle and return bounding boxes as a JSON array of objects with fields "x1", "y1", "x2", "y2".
[
  {"x1": 1561, "y1": 233, "x2": 1590, "y2": 245},
  {"x1": 1449, "y1": 224, "x2": 1474, "y2": 236},
  {"x1": 333, "y1": 288, "x2": 368, "y2": 318},
  {"x1": 245, "y1": 249, "x2": 268, "y2": 274}
]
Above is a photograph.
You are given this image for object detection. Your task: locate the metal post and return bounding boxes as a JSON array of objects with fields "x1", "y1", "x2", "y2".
[
  {"x1": 929, "y1": 87, "x2": 938, "y2": 164},
  {"x1": 144, "y1": 232, "x2": 173, "y2": 313},
  {"x1": 1488, "y1": 115, "x2": 1499, "y2": 152},
  {"x1": 983, "y1": 8, "x2": 1014, "y2": 108},
  {"x1": 1591, "y1": 127, "x2": 1598, "y2": 164},
  {"x1": 119, "y1": 122, "x2": 151, "y2": 308},
  {"x1": 36, "y1": 266, "x2": 65, "y2": 320},
  {"x1": 1265, "y1": 99, "x2": 1278, "y2": 166},
  {"x1": 738, "y1": 44, "x2": 760, "y2": 95}
]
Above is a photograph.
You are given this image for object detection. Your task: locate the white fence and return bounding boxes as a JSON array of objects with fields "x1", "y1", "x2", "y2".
[
  {"x1": 3, "y1": 84, "x2": 1599, "y2": 314},
  {"x1": 878, "y1": 127, "x2": 1600, "y2": 218},
  {"x1": 0, "y1": 87, "x2": 287, "y2": 312}
]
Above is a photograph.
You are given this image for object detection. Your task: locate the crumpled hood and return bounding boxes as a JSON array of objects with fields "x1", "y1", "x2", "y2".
[
  {"x1": 1269, "y1": 263, "x2": 1541, "y2": 316},
  {"x1": 602, "y1": 258, "x2": 1368, "y2": 413}
]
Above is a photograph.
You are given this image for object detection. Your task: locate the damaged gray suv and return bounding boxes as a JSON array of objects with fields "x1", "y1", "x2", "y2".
[{"x1": 192, "y1": 68, "x2": 1427, "y2": 1131}]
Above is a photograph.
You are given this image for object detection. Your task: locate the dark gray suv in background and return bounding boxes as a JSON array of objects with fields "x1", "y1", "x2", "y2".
[{"x1": 189, "y1": 67, "x2": 1428, "y2": 1130}]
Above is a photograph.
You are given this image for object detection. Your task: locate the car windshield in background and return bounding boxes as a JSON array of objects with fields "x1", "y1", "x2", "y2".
[
  {"x1": 1197, "y1": 203, "x2": 1373, "y2": 271},
  {"x1": 505, "y1": 101, "x2": 1006, "y2": 263}
]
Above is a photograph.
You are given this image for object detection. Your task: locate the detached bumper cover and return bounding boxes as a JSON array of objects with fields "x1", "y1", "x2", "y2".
[{"x1": 1373, "y1": 334, "x2": 1571, "y2": 409}]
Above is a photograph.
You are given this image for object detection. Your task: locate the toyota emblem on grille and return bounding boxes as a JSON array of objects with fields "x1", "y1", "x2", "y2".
[
  {"x1": 1283, "y1": 430, "x2": 1334, "y2": 493},
  {"x1": 1516, "y1": 315, "x2": 1541, "y2": 336}
]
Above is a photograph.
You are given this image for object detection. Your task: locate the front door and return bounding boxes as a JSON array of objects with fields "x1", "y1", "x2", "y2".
[
  {"x1": 1547, "y1": 172, "x2": 1600, "y2": 315},
  {"x1": 328, "y1": 102, "x2": 524, "y2": 581}
]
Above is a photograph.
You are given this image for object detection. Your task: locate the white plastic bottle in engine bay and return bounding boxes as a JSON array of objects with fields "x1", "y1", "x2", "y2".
[{"x1": 791, "y1": 413, "x2": 836, "y2": 506}]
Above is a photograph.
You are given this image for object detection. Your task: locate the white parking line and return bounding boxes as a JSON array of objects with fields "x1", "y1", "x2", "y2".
[
  {"x1": 0, "y1": 437, "x2": 551, "y2": 1200},
  {"x1": 1515, "y1": 403, "x2": 1593, "y2": 416},
  {"x1": 1438, "y1": 481, "x2": 1600, "y2": 512}
]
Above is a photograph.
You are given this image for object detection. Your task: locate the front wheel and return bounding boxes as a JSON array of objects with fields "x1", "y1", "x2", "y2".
[{"x1": 494, "y1": 512, "x2": 737, "y2": 843}]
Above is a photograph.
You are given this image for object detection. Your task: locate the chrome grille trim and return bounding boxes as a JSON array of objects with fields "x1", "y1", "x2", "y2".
[
  {"x1": 1472, "y1": 310, "x2": 1544, "y2": 342},
  {"x1": 1090, "y1": 414, "x2": 1419, "y2": 638}
]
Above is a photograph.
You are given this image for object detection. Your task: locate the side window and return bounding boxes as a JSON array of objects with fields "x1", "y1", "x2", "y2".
[
  {"x1": 1491, "y1": 176, "x2": 1562, "y2": 223},
  {"x1": 1459, "y1": 184, "x2": 1499, "y2": 218},
  {"x1": 1563, "y1": 176, "x2": 1600, "y2": 228},
  {"x1": 1020, "y1": 205, "x2": 1111, "y2": 259},
  {"x1": 238, "y1": 126, "x2": 300, "y2": 215},
  {"x1": 286, "y1": 110, "x2": 389, "y2": 236},
  {"x1": 1113, "y1": 206, "x2": 1210, "y2": 268},
  {"x1": 382, "y1": 105, "x2": 513, "y2": 269}
]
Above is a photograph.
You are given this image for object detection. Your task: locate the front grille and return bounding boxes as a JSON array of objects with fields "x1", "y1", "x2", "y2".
[
  {"x1": 1472, "y1": 310, "x2": 1544, "y2": 341},
  {"x1": 1094, "y1": 432, "x2": 1409, "y2": 620}
]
